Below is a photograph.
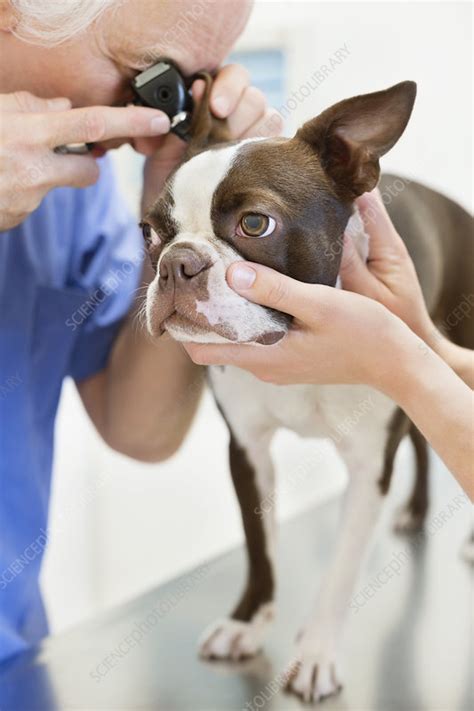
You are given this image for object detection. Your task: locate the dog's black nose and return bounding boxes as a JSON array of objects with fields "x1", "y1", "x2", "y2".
[{"x1": 159, "y1": 248, "x2": 211, "y2": 285}]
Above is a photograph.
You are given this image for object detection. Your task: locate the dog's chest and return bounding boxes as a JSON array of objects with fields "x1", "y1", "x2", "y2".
[{"x1": 209, "y1": 366, "x2": 394, "y2": 450}]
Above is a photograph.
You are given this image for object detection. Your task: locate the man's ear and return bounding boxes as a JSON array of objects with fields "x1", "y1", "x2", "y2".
[
  {"x1": 296, "y1": 81, "x2": 417, "y2": 199},
  {"x1": 186, "y1": 73, "x2": 232, "y2": 156}
]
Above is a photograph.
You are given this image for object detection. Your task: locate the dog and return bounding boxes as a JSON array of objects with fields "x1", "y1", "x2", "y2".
[{"x1": 141, "y1": 77, "x2": 473, "y2": 703}]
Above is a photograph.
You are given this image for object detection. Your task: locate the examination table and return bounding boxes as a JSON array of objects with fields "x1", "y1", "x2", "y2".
[{"x1": 0, "y1": 461, "x2": 472, "y2": 711}]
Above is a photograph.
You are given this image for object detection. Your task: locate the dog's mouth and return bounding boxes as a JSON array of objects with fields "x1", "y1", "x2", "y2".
[
  {"x1": 164, "y1": 311, "x2": 194, "y2": 330},
  {"x1": 162, "y1": 309, "x2": 287, "y2": 345},
  {"x1": 164, "y1": 310, "x2": 215, "y2": 338},
  {"x1": 146, "y1": 261, "x2": 290, "y2": 345},
  {"x1": 156, "y1": 301, "x2": 237, "y2": 342},
  {"x1": 145, "y1": 296, "x2": 287, "y2": 345}
]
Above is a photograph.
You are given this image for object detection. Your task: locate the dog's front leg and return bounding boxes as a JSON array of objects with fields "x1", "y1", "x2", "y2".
[
  {"x1": 199, "y1": 430, "x2": 276, "y2": 661},
  {"x1": 286, "y1": 449, "x2": 385, "y2": 703}
]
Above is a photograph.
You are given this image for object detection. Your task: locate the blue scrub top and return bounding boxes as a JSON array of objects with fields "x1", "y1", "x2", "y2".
[{"x1": 0, "y1": 157, "x2": 143, "y2": 663}]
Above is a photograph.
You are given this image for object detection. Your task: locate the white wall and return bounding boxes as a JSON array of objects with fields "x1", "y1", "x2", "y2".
[{"x1": 41, "y1": 0, "x2": 472, "y2": 634}]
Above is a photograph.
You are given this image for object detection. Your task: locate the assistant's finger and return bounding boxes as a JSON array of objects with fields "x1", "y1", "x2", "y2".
[
  {"x1": 35, "y1": 105, "x2": 170, "y2": 148},
  {"x1": 339, "y1": 232, "x2": 378, "y2": 295},
  {"x1": 210, "y1": 63, "x2": 250, "y2": 118},
  {"x1": 184, "y1": 341, "x2": 278, "y2": 369},
  {"x1": 357, "y1": 190, "x2": 407, "y2": 259},
  {"x1": 226, "y1": 262, "x2": 316, "y2": 321}
]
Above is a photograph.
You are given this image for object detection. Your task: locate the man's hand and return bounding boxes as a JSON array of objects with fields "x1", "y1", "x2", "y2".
[
  {"x1": 199, "y1": 63, "x2": 283, "y2": 137},
  {"x1": 0, "y1": 91, "x2": 170, "y2": 231},
  {"x1": 142, "y1": 63, "x2": 284, "y2": 212}
]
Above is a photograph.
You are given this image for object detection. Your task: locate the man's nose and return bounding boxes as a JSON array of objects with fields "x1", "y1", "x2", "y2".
[{"x1": 159, "y1": 248, "x2": 213, "y2": 287}]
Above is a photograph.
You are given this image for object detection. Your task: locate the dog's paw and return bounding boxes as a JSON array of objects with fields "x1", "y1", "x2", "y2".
[
  {"x1": 393, "y1": 505, "x2": 425, "y2": 533},
  {"x1": 284, "y1": 654, "x2": 342, "y2": 703},
  {"x1": 198, "y1": 603, "x2": 274, "y2": 661}
]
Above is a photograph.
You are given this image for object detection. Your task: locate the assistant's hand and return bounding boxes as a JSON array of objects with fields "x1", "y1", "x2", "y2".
[
  {"x1": 340, "y1": 189, "x2": 434, "y2": 342},
  {"x1": 141, "y1": 63, "x2": 284, "y2": 211},
  {"x1": 184, "y1": 262, "x2": 413, "y2": 389},
  {"x1": 342, "y1": 190, "x2": 474, "y2": 386},
  {"x1": 0, "y1": 91, "x2": 170, "y2": 231}
]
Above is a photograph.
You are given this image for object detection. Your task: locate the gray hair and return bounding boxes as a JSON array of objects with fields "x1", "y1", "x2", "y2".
[{"x1": 10, "y1": 0, "x2": 120, "y2": 46}]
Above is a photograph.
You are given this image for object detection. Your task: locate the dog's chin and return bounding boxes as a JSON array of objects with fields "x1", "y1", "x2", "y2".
[
  {"x1": 163, "y1": 313, "x2": 226, "y2": 344},
  {"x1": 162, "y1": 312, "x2": 287, "y2": 346}
]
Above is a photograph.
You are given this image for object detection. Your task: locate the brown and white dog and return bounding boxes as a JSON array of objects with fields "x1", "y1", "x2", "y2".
[{"x1": 142, "y1": 78, "x2": 473, "y2": 703}]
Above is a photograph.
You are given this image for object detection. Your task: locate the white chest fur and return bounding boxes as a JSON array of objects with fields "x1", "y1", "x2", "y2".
[{"x1": 209, "y1": 365, "x2": 396, "y2": 459}]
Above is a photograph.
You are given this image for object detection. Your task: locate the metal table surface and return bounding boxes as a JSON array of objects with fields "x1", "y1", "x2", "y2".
[{"x1": 0, "y1": 467, "x2": 472, "y2": 711}]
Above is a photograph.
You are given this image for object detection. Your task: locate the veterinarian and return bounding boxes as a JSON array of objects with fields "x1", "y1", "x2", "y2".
[
  {"x1": 186, "y1": 190, "x2": 474, "y2": 499},
  {"x1": 0, "y1": 0, "x2": 282, "y2": 662}
]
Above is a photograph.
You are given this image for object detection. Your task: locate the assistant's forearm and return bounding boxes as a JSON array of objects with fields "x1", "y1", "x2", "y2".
[
  {"x1": 432, "y1": 335, "x2": 474, "y2": 388},
  {"x1": 383, "y1": 333, "x2": 474, "y2": 499}
]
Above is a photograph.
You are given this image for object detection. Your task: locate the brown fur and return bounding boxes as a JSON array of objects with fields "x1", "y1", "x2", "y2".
[
  {"x1": 406, "y1": 423, "x2": 429, "y2": 524},
  {"x1": 227, "y1": 429, "x2": 275, "y2": 622},
  {"x1": 211, "y1": 138, "x2": 351, "y2": 288},
  {"x1": 186, "y1": 72, "x2": 232, "y2": 152},
  {"x1": 297, "y1": 82, "x2": 417, "y2": 200},
  {"x1": 381, "y1": 173, "x2": 473, "y2": 521},
  {"x1": 207, "y1": 399, "x2": 275, "y2": 626}
]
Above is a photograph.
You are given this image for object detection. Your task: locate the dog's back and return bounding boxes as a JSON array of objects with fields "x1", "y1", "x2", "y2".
[{"x1": 382, "y1": 174, "x2": 474, "y2": 348}]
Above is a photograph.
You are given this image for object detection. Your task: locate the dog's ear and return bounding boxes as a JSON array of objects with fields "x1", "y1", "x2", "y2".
[
  {"x1": 296, "y1": 81, "x2": 416, "y2": 199},
  {"x1": 186, "y1": 72, "x2": 232, "y2": 156}
]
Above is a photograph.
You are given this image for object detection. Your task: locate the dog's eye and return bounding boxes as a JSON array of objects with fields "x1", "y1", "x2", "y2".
[
  {"x1": 139, "y1": 221, "x2": 160, "y2": 249},
  {"x1": 237, "y1": 213, "x2": 276, "y2": 238}
]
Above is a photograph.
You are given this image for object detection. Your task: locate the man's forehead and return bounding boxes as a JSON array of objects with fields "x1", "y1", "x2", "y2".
[{"x1": 103, "y1": 0, "x2": 251, "y2": 75}]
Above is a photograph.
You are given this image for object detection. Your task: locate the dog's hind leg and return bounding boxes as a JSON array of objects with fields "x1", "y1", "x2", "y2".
[
  {"x1": 394, "y1": 422, "x2": 429, "y2": 533},
  {"x1": 199, "y1": 429, "x2": 276, "y2": 661}
]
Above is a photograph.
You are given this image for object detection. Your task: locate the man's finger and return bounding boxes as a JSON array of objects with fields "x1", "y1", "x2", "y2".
[
  {"x1": 0, "y1": 91, "x2": 71, "y2": 113},
  {"x1": 226, "y1": 86, "x2": 267, "y2": 138},
  {"x1": 44, "y1": 154, "x2": 100, "y2": 189},
  {"x1": 35, "y1": 105, "x2": 170, "y2": 147},
  {"x1": 226, "y1": 262, "x2": 316, "y2": 320},
  {"x1": 210, "y1": 63, "x2": 250, "y2": 118},
  {"x1": 191, "y1": 78, "x2": 206, "y2": 103},
  {"x1": 242, "y1": 108, "x2": 284, "y2": 139}
]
